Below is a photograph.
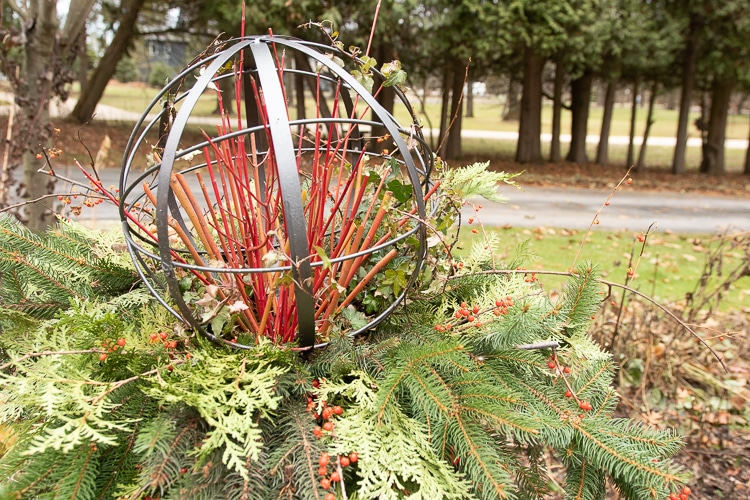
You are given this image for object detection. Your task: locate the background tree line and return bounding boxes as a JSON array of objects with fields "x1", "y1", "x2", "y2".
[{"x1": 2, "y1": 0, "x2": 750, "y2": 230}]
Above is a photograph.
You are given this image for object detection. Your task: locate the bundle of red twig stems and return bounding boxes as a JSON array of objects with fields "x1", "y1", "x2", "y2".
[{"x1": 111, "y1": 42, "x2": 435, "y2": 346}]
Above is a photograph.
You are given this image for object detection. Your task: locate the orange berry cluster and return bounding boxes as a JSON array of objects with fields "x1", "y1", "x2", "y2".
[
  {"x1": 668, "y1": 486, "x2": 692, "y2": 500},
  {"x1": 149, "y1": 331, "x2": 178, "y2": 350},
  {"x1": 318, "y1": 451, "x2": 358, "y2": 497},
  {"x1": 493, "y1": 296, "x2": 514, "y2": 316},
  {"x1": 35, "y1": 148, "x2": 63, "y2": 160},
  {"x1": 98, "y1": 337, "x2": 126, "y2": 361},
  {"x1": 453, "y1": 302, "x2": 481, "y2": 326}
]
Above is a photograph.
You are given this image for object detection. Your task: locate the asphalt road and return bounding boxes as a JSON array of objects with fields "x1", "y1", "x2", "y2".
[
  {"x1": 54, "y1": 165, "x2": 750, "y2": 234},
  {"x1": 462, "y1": 186, "x2": 750, "y2": 234}
]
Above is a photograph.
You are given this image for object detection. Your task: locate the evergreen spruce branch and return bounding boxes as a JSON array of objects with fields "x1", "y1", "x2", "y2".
[
  {"x1": 563, "y1": 455, "x2": 606, "y2": 500},
  {"x1": 448, "y1": 414, "x2": 514, "y2": 499},
  {"x1": 55, "y1": 442, "x2": 100, "y2": 500},
  {"x1": 411, "y1": 365, "x2": 454, "y2": 416},
  {"x1": 0, "y1": 439, "x2": 67, "y2": 498},
  {"x1": 266, "y1": 408, "x2": 325, "y2": 500},
  {"x1": 462, "y1": 405, "x2": 540, "y2": 439},
  {"x1": 574, "y1": 360, "x2": 615, "y2": 397},
  {"x1": 571, "y1": 423, "x2": 684, "y2": 487},
  {"x1": 506, "y1": 375, "x2": 572, "y2": 427},
  {"x1": 513, "y1": 444, "x2": 552, "y2": 499},
  {"x1": 3, "y1": 249, "x2": 87, "y2": 300},
  {"x1": 130, "y1": 414, "x2": 201, "y2": 499},
  {"x1": 95, "y1": 395, "x2": 156, "y2": 499},
  {"x1": 558, "y1": 264, "x2": 601, "y2": 336},
  {"x1": 454, "y1": 269, "x2": 728, "y2": 371},
  {"x1": 376, "y1": 342, "x2": 465, "y2": 423}
]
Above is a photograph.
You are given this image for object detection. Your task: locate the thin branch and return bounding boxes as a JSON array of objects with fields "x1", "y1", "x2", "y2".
[
  {"x1": 365, "y1": 0, "x2": 382, "y2": 58},
  {"x1": 570, "y1": 166, "x2": 634, "y2": 270}
]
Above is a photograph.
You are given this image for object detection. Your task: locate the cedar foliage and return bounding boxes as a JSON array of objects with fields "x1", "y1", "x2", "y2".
[{"x1": 0, "y1": 163, "x2": 690, "y2": 499}]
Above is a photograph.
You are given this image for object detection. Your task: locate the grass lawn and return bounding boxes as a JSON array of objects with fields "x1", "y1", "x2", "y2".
[{"x1": 455, "y1": 226, "x2": 750, "y2": 312}]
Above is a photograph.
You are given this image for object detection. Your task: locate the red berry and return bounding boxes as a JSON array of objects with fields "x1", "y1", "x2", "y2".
[
  {"x1": 626, "y1": 177, "x2": 632, "y2": 185},
  {"x1": 159, "y1": 332, "x2": 168, "y2": 340},
  {"x1": 681, "y1": 487, "x2": 691, "y2": 496},
  {"x1": 637, "y1": 235, "x2": 645, "y2": 242},
  {"x1": 319, "y1": 452, "x2": 330, "y2": 466},
  {"x1": 679, "y1": 495, "x2": 688, "y2": 500},
  {"x1": 547, "y1": 361, "x2": 556, "y2": 370},
  {"x1": 333, "y1": 405, "x2": 343, "y2": 415},
  {"x1": 149, "y1": 333, "x2": 158, "y2": 342},
  {"x1": 117, "y1": 338, "x2": 126, "y2": 347},
  {"x1": 565, "y1": 390, "x2": 573, "y2": 398},
  {"x1": 466, "y1": 315, "x2": 475, "y2": 322},
  {"x1": 323, "y1": 422, "x2": 333, "y2": 432},
  {"x1": 330, "y1": 471, "x2": 341, "y2": 482},
  {"x1": 563, "y1": 366, "x2": 571, "y2": 374},
  {"x1": 313, "y1": 427, "x2": 323, "y2": 438},
  {"x1": 320, "y1": 478, "x2": 331, "y2": 489},
  {"x1": 325, "y1": 494, "x2": 336, "y2": 500},
  {"x1": 322, "y1": 407, "x2": 333, "y2": 420},
  {"x1": 167, "y1": 364, "x2": 174, "y2": 372},
  {"x1": 339, "y1": 456, "x2": 350, "y2": 467},
  {"x1": 99, "y1": 353, "x2": 107, "y2": 361},
  {"x1": 669, "y1": 494, "x2": 679, "y2": 500},
  {"x1": 318, "y1": 466, "x2": 328, "y2": 476},
  {"x1": 349, "y1": 452, "x2": 358, "y2": 463},
  {"x1": 472, "y1": 305, "x2": 480, "y2": 314},
  {"x1": 312, "y1": 379, "x2": 320, "y2": 388}
]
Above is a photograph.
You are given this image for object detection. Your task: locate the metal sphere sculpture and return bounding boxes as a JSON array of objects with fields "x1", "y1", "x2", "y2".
[{"x1": 120, "y1": 36, "x2": 434, "y2": 350}]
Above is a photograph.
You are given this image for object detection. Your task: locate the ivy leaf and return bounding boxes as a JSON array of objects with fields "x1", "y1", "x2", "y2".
[
  {"x1": 381, "y1": 60, "x2": 407, "y2": 87},
  {"x1": 314, "y1": 245, "x2": 332, "y2": 271},
  {"x1": 386, "y1": 179, "x2": 412, "y2": 204},
  {"x1": 351, "y1": 70, "x2": 374, "y2": 93}
]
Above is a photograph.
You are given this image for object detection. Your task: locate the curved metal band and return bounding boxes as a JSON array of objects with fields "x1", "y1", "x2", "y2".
[{"x1": 249, "y1": 41, "x2": 316, "y2": 349}]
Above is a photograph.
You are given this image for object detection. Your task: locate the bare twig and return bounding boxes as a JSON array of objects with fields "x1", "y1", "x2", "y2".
[{"x1": 570, "y1": 166, "x2": 634, "y2": 270}]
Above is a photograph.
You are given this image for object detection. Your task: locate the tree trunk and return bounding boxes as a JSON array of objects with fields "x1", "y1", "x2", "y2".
[
  {"x1": 596, "y1": 78, "x2": 618, "y2": 166},
  {"x1": 78, "y1": 30, "x2": 88, "y2": 89},
  {"x1": 2, "y1": 0, "x2": 94, "y2": 230},
  {"x1": 438, "y1": 66, "x2": 452, "y2": 156},
  {"x1": 71, "y1": 0, "x2": 146, "y2": 123},
  {"x1": 672, "y1": 18, "x2": 699, "y2": 174},
  {"x1": 21, "y1": 0, "x2": 61, "y2": 230},
  {"x1": 744, "y1": 119, "x2": 750, "y2": 174},
  {"x1": 294, "y1": 52, "x2": 306, "y2": 121},
  {"x1": 549, "y1": 59, "x2": 564, "y2": 163},
  {"x1": 626, "y1": 78, "x2": 640, "y2": 168},
  {"x1": 635, "y1": 82, "x2": 658, "y2": 171},
  {"x1": 502, "y1": 78, "x2": 521, "y2": 121},
  {"x1": 700, "y1": 78, "x2": 735, "y2": 175},
  {"x1": 466, "y1": 77, "x2": 474, "y2": 118},
  {"x1": 443, "y1": 64, "x2": 464, "y2": 159},
  {"x1": 565, "y1": 71, "x2": 592, "y2": 164},
  {"x1": 515, "y1": 47, "x2": 544, "y2": 164}
]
